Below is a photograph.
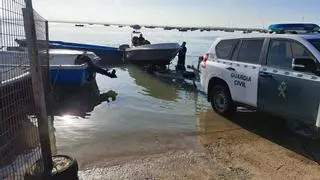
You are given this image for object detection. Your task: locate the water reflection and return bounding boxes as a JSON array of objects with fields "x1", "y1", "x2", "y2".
[
  {"x1": 127, "y1": 65, "x2": 179, "y2": 101},
  {"x1": 49, "y1": 80, "x2": 118, "y2": 118},
  {"x1": 48, "y1": 80, "x2": 119, "y2": 152},
  {"x1": 197, "y1": 109, "x2": 241, "y2": 145},
  {"x1": 127, "y1": 65, "x2": 200, "y2": 102}
]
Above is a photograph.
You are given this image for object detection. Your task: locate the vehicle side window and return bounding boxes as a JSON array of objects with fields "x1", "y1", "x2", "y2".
[
  {"x1": 266, "y1": 40, "x2": 292, "y2": 69},
  {"x1": 216, "y1": 39, "x2": 239, "y2": 60},
  {"x1": 237, "y1": 39, "x2": 264, "y2": 64},
  {"x1": 291, "y1": 42, "x2": 313, "y2": 59},
  {"x1": 267, "y1": 39, "x2": 314, "y2": 70}
]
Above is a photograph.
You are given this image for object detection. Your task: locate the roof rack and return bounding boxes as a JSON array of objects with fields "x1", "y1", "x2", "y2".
[{"x1": 268, "y1": 23, "x2": 320, "y2": 34}]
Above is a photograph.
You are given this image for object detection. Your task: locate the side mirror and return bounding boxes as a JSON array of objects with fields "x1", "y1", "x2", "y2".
[{"x1": 292, "y1": 58, "x2": 316, "y2": 73}]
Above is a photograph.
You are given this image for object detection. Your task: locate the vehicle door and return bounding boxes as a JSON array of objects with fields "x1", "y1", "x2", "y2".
[
  {"x1": 230, "y1": 39, "x2": 265, "y2": 107},
  {"x1": 258, "y1": 38, "x2": 320, "y2": 126}
]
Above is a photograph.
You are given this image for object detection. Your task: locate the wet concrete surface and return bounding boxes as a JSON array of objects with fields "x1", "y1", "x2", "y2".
[
  {"x1": 49, "y1": 66, "x2": 320, "y2": 179},
  {"x1": 77, "y1": 109, "x2": 320, "y2": 179}
]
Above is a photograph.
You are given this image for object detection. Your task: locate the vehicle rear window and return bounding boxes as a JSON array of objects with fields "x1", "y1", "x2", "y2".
[
  {"x1": 308, "y1": 39, "x2": 320, "y2": 52},
  {"x1": 237, "y1": 39, "x2": 264, "y2": 64},
  {"x1": 216, "y1": 39, "x2": 239, "y2": 60}
]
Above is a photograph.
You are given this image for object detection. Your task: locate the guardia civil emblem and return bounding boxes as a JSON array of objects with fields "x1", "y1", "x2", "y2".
[{"x1": 278, "y1": 81, "x2": 287, "y2": 99}]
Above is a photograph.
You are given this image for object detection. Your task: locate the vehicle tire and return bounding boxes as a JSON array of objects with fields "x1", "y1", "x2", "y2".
[
  {"x1": 210, "y1": 84, "x2": 236, "y2": 116},
  {"x1": 24, "y1": 155, "x2": 78, "y2": 180}
]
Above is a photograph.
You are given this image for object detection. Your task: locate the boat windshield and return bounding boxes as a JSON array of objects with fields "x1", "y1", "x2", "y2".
[{"x1": 308, "y1": 39, "x2": 320, "y2": 52}]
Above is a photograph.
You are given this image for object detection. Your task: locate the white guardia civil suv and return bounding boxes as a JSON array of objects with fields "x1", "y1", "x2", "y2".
[{"x1": 200, "y1": 24, "x2": 320, "y2": 129}]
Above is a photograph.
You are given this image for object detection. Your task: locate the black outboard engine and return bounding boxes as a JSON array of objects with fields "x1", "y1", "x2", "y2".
[
  {"x1": 76, "y1": 55, "x2": 117, "y2": 79},
  {"x1": 119, "y1": 44, "x2": 130, "y2": 51}
]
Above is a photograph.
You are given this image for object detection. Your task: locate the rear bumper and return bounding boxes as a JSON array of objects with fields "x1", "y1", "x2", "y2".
[{"x1": 200, "y1": 67, "x2": 208, "y2": 94}]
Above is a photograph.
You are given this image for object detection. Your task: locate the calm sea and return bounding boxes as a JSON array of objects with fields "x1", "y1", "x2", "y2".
[{"x1": 49, "y1": 23, "x2": 241, "y2": 166}]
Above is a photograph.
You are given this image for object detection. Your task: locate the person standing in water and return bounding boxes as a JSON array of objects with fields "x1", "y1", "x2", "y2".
[{"x1": 177, "y1": 42, "x2": 187, "y2": 71}]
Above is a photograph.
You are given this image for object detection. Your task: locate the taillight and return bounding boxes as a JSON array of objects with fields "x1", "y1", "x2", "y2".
[{"x1": 201, "y1": 53, "x2": 209, "y2": 68}]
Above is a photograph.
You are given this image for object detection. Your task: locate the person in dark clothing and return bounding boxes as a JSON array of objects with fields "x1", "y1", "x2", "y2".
[
  {"x1": 138, "y1": 34, "x2": 145, "y2": 46},
  {"x1": 177, "y1": 42, "x2": 187, "y2": 71},
  {"x1": 132, "y1": 36, "x2": 139, "y2": 46}
]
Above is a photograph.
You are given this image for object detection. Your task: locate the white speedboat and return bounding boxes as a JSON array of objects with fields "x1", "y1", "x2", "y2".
[
  {"x1": 123, "y1": 31, "x2": 181, "y2": 65},
  {"x1": 125, "y1": 43, "x2": 181, "y2": 65}
]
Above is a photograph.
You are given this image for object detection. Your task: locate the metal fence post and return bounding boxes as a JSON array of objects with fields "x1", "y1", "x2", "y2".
[
  {"x1": 23, "y1": 0, "x2": 53, "y2": 178},
  {"x1": 44, "y1": 21, "x2": 50, "y2": 93}
]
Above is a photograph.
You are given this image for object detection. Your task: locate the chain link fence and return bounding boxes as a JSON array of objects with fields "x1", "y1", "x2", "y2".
[{"x1": 0, "y1": 0, "x2": 51, "y2": 179}]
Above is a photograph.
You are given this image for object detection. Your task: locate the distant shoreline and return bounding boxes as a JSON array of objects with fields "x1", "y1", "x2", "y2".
[{"x1": 49, "y1": 21, "x2": 267, "y2": 33}]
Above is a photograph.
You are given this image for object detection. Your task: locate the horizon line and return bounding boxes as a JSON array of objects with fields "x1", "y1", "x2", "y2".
[{"x1": 48, "y1": 20, "x2": 267, "y2": 31}]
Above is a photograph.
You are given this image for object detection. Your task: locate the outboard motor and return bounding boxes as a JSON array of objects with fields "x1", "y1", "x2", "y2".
[
  {"x1": 119, "y1": 44, "x2": 130, "y2": 62},
  {"x1": 76, "y1": 55, "x2": 117, "y2": 79},
  {"x1": 119, "y1": 44, "x2": 130, "y2": 51}
]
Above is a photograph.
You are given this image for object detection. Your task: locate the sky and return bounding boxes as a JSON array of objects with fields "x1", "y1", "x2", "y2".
[{"x1": 33, "y1": 0, "x2": 320, "y2": 28}]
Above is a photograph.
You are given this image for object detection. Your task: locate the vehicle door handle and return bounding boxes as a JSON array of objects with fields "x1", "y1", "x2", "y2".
[
  {"x1": 226, "y1": 67, "x2": 236, "y2": 71},
  {"x1": 260, "y1": 72, "x2": 274, "y2": 79}
]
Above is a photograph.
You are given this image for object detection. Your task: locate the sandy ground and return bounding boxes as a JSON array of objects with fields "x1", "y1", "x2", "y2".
[{"x1": 77, "y1": 110, "x2": 320, "y2": 180}]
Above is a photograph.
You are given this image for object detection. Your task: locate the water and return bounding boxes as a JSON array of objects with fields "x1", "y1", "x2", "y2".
[
  {"x1": 46, "y1": 24, "x2": 320, "y2": 177},
  {"x1": 48, "y1": 23, "x2": 240, "y2": 165},
  {"x1": 49, "y1": 23, "x2": 243, "y2": 67}
]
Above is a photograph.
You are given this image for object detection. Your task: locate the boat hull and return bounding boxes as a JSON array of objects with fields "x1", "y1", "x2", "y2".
[
  {"x1": 125, "y1": 43, "x2": 180, "y2": 65},
  {"x1": 49, "y1": 41, "x2": 123, "y2": 65},
  {"x1": 49, "y1": 65, "x2": 93, "y2": 86}
]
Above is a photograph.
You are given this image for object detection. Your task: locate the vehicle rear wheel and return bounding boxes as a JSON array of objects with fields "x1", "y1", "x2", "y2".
[{"x1": 210, "y1": 84, "x2": 235, "y2": 116}]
